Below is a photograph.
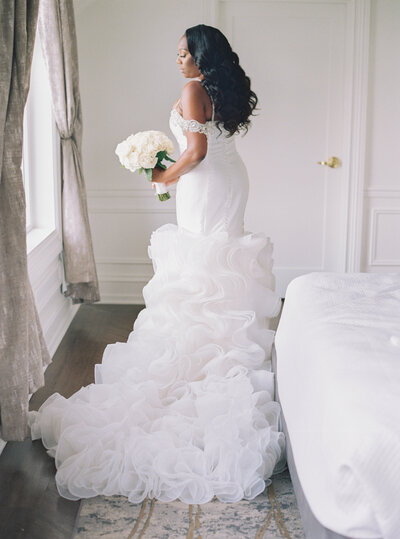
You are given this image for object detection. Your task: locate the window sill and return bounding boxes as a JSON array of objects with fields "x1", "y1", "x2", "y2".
[
  {"x1": 27, "y1": 227, "x2": 54, "y2": 254},
  {"x1": 27, "y1": 228, "x2": 62, "y2": 288},
  {"x1": 0, "y1": 438, "x2": 6, "y2": 457}
]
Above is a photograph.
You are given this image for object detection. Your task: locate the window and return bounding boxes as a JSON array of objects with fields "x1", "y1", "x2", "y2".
[
  {"x1": 22, "y1": 28, "x2": 61, "y2": 254},
  {"x1": 21, "y1": 113, "x2": 32, "y2": 232}
]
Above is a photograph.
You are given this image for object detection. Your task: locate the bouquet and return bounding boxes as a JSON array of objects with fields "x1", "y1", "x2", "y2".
[{"x1": 115, "y1": 130, "x2": 176, "y2": 201}]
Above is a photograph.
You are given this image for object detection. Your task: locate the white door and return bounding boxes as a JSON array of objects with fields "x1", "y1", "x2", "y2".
[{"x1": 216, "y1": 0, "x2": 368, "y2": 296}]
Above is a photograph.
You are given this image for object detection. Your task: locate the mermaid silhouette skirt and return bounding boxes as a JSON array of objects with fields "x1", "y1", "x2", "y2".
[{"x1": 28, "y1": 107, "x2": 286, "y2": 504}]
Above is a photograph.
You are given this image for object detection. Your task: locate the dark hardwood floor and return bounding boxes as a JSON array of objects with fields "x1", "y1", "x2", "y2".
[{"x1": 0, "y1": 304, "x2": 144, "y2": 539}]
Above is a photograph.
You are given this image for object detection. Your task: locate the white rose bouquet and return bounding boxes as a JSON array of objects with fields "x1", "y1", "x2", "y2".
[{"x1": 115, "y1": 130, "x2": 176, "y2": 201}]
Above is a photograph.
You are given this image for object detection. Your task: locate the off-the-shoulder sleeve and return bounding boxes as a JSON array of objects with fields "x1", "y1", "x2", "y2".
[{"x1": 172, "y1": 110, "x2": 209, "y2": 135}]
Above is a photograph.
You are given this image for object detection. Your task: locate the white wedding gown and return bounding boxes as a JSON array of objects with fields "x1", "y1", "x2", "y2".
[{"x1": 29, "y1": 94, "x2": 286, "y2": 505}]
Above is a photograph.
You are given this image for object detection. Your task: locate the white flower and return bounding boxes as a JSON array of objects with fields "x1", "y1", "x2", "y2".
[
  {"x1": 115, "y1": 139, "x2": 132, "y2": 160},
  {"x1": 138, "y1": 151, "x2": 158, "y2": 169},
  {"x1": 115, "y1": 130, "x2": 175, "y2": 173},
  {"x1": 125, "y1": 152, "x2": 140, "y2": 171}
]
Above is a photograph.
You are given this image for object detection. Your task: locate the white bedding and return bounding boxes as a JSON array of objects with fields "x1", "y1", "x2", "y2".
[{"x1": 275, "y1": 272, "x2": 400, "y2": 539}]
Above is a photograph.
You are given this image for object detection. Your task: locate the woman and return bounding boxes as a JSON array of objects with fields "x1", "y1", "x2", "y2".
[{"x1": 29, "y1": 24, "x2": 286, "y2": 505}]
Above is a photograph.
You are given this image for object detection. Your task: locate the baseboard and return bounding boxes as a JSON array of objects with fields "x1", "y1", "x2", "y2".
[
  {"x1": 45, "y1": 302, "x2": 80, "y2": 357},
  {"x1": 98, "y1": 292, "x2": 145, "y2": 305}
]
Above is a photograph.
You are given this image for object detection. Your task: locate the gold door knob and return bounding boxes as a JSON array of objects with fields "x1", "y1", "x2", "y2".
[{"x1": 317, "y1": 156, "x2": 340, "y2": 168}]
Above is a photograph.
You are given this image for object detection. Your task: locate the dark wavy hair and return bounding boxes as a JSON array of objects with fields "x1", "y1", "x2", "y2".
[{"x1": 185, "y1": 24, "x2": 258, "y2": 137}]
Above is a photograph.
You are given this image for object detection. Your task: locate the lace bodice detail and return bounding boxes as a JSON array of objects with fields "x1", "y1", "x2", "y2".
[
  {"x1": 170, "y1": 78, "x2": 218, "y2": 138},
  {"x1": 170, "y1": 108, "x2": 214, "y2": 136},
  {"x1": 169, "y1": 108, "x2": 236, "y2": 156}
]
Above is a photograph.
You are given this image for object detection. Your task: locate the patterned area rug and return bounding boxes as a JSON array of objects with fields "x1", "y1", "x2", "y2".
[{"x1": 73, "y1": 467, "x2": 305, "y2": 538}]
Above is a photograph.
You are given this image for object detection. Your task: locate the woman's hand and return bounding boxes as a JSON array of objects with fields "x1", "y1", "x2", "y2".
[
  {"x1": 151, "y1": 167, "x2": 165, "y2": 183},
  {"x1": 152, "y1": 176, "x2": 180, "y2": 190},
  {"x1": 151, "y1": 167, "x2": 180, "y2": 190},
  {"x1": 151, "y1": 167, "x2": 180, "y2": 187},
  {"x1": 164, "y1": 176, "x2": 180, "y2": 187}
]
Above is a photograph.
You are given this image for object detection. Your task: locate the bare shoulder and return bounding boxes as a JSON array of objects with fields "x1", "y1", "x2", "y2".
[{"x1": 180, "y1": 80, "x2": 208, "y2": 103}]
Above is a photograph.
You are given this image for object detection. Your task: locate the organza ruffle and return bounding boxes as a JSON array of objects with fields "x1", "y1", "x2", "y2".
[{"x1": 29, "y1": 224, "x2": 285, "y2": 504}]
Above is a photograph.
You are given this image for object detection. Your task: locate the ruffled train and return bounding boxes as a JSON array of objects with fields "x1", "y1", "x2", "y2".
[{"x1": 29, "y1": 223, "x2": 286, "y2": 504}]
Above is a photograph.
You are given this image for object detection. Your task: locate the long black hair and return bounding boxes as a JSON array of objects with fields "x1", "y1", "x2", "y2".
[{"x1": 185, "y1": 24, "x2": 258, "y2": 137}]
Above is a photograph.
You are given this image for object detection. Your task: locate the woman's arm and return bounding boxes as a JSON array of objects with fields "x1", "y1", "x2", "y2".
[{"x1": 152, "y1": 81, "x2": 208, "y2": 187}]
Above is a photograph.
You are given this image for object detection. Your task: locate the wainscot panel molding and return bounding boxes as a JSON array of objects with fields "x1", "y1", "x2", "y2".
[
  {"x1": 362, "y1": 189, "x2": 400, "y2": 271},
  {"x1": 365, "y1": 188, "x2": 400, "y2": 198},
  {"x1": 87, "y1": 188, "x2": 177, "y2": 304},
  {"x1": 368, "y1": 209, "x2": 400, "y2": 267},
  {"x1": 87, "y1": 189, "x2": 177, "y2": 214},
  {"x1": 28, "y1": 232, "x2": 79, "y2": 359},
  {"x1": 96, "y1": 256, "x2": 154, "y2": 304},
  {"x1": 87, "y1": 188, "x2": 168, "y2": 199}
]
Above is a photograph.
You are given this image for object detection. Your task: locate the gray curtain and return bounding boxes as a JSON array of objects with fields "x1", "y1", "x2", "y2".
[
  {"x1": 0, "y1": 0, "x2": 51, "y2": 441},
  {"x1": 38, "y1": 0, "x2": 100, "y2": 304}
]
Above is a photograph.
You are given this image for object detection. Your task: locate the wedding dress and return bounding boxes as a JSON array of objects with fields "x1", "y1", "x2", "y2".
[{"x1": 29, "y1": 84, "x2": 286, "y2": 504}]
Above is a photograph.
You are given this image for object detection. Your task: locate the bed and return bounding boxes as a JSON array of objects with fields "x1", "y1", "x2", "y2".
[{"x1": 273, "y1": 272, "x2": 400, "y2": 539}]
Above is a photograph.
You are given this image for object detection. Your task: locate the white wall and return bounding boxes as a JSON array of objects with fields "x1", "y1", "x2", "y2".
[
  {"x1": 74, "y1": 0, "x2": 205, "y2": 302},
  {"x1": 361, "y1": 0, "x2": 400, "y2": 272},
  {"x1": 74, "y1": 0, "x2": 400, "y2": 304}
]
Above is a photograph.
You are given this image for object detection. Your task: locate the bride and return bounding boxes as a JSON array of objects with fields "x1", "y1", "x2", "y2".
[{"x1": 29, "y1": 24, "x2": 286, "y2": 505}]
